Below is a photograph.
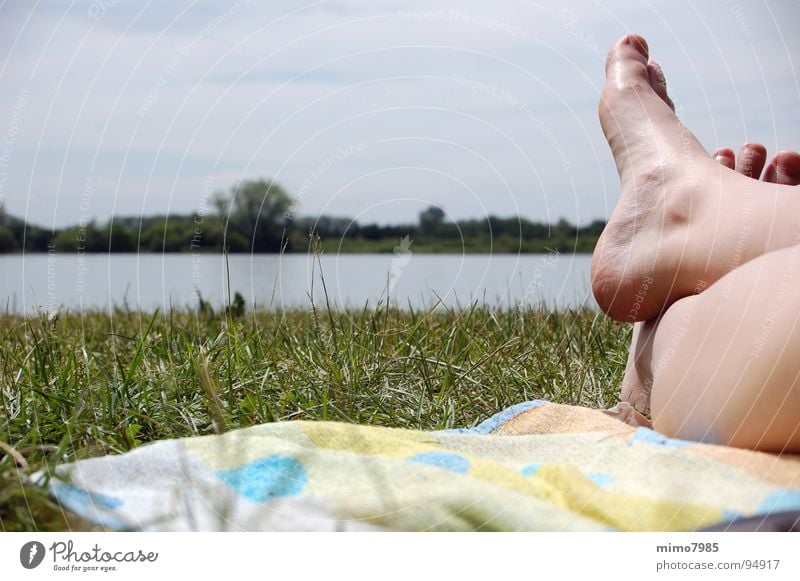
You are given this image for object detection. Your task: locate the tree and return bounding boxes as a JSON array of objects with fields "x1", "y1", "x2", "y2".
[
  {"x1": 552, "y1": 218, "x2": 576, "y2": 238},
  {"x1": 419, "y1": 205, "x2": 445, "y2": 236},
  {"x1": 0, "y1": 226, "x2": 16, "y2": 252},
  {"x1": 228, "y1": 179, "x2": 294, "y2": 252},
  {"x1": 211, "y1": 190, "x2": 229, "y2": 217},
  {"x1": 107, "y1": 223, "x2": 135, "y2": 252}
]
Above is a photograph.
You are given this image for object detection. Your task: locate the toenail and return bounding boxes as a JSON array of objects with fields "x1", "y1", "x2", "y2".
[
  {"x1": 622, "y1": 34, "x2": 649, "y2": 58},
  {"x1": 778, "y1": 159, "x2": 800, "y2": 181},
  {"x1": 649, "y1": 62, "x2": 666, "y2": 86},
  {"x1": 742, "y1": 142, "x2": 766, "y2": 155}
]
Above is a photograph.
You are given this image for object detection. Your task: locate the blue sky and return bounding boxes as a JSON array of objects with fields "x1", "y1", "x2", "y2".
[{"x1": 1, "y1": 0, "x2": 798, "y2": 229}]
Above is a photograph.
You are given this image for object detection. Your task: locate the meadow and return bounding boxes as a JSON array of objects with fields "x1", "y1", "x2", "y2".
[{"x1": 0, "y1": 303, "x2": 631, "y2": 531}]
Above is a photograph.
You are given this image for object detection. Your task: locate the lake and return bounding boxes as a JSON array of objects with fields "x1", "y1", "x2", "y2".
[{"x1": 0, "y1": 253, "x2": 596, "y2": 313}]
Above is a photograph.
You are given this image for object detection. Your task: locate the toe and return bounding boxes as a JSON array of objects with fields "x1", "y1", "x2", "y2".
[
  {"x1": 605, "y1": 34, "x2": 651, "y2": 91},
  {"x1": 599, "y1": 34, "x2": 688, "y2": 165},
  {"x1": 647, "y1": 61, "x2": 675, "y2": 111},
  {"x1": 762, "y1": 151, "x2": 800, "y2": 185},
  {"x1": 712, "y1": 148, "x2": 736, "y2": 170},
  {"x1": 735, "y1": 142, "x2": 767, "y2": 178}
]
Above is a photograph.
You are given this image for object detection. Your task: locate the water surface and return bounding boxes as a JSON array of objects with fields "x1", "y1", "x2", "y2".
[{"x1": 0, "y1": 252, "x2": 595, "y2": 313}]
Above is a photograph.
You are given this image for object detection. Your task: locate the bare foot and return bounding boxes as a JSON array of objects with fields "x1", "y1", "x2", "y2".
[
  {"x1": 592, "y1": 34, "x2": 800, "y2": 322},
  {"x1": 592, "y1": 35, "x2": 706, "y2": 321}
]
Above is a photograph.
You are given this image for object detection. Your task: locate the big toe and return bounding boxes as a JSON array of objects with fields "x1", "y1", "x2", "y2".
[
  {"x1": 605, "y1": 34, "x2": 651, "y2": 91},
  {"x1": 763, "y1": 151, "x2": 800, "y2": 185},
  {"x1": 599, "y1": 35, "x2": 703, "y2": 175}
]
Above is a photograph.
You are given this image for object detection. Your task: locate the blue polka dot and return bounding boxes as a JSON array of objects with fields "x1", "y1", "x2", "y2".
[
  {"x1": 628, "y1": 427, "x2": 690, "y2": 448},
  {"x1": 587, "y1": 472, "x2": 615, "y2": 486},
  {"x1": 218, "y1": 455, "x2": 308, "y2": 503},
  {"x1": 444, "y1": 400, "x2": 546, "y2": 434},
  {"x1": 408, "y1": 452, "x2": 470, "y2": 474},
  {"x1": 520, "y1": 462, "x2": 541, "y2": 477},
  {"x1": 758, "y1": 489, "x2": 800, "y2": 514},
  {"x1": 51, "y1": 482, "x2": 123, "y2": 510},
  {"x1": 722, "y1": 509, "x2": 742, "y2": 522},
  {"x1": 49, "y1": 482, "x2": 128, "y2": 530}
]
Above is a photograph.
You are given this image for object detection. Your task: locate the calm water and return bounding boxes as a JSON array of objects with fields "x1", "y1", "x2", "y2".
[{"x1": 0, "y1": 253, "x2": 595, "y2": 313}]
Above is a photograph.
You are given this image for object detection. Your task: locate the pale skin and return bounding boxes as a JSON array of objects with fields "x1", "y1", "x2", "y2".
[{"x1": 593, "y1": 34, "x2": 800, "y2": 453}]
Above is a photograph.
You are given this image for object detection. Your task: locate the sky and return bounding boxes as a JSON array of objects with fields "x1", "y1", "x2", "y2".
[{"x1": 1, "y1": 0, "x2": 798, "y2": 229}]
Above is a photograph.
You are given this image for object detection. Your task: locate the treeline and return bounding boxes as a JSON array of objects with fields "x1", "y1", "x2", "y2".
[{"x1": 0, "y1": 179, "x2": 605, "y2": 254}]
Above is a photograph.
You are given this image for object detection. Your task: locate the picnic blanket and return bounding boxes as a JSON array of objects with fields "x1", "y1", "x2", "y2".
[{"x1": 43, "y1": 400, "x2": 800, "y2": 531}]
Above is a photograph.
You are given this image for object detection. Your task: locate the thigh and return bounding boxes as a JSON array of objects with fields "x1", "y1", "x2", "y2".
[{"x1": 644, "y1": 245, "x2": 800, "y2": 452}]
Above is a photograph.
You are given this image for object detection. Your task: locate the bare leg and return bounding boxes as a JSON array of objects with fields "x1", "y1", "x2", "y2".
[
  {"x1": 643, "y1": 246, "x2": 800, "y2": 453},
  {"x1": 622, "y1": 147, "x2": 800, "y2": 414},
  {"x1": 598, "y1": 34, "x2": 800, "y2": 451}
]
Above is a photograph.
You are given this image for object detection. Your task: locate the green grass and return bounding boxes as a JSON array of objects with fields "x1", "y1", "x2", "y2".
[{"x1": 0, "y1": 303, "x2": 631, "y2": 531}]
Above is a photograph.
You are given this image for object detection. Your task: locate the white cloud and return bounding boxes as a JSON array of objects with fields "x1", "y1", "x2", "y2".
[{"x1": 1, "y1": 0, "x2": 798, "y2": 227}]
